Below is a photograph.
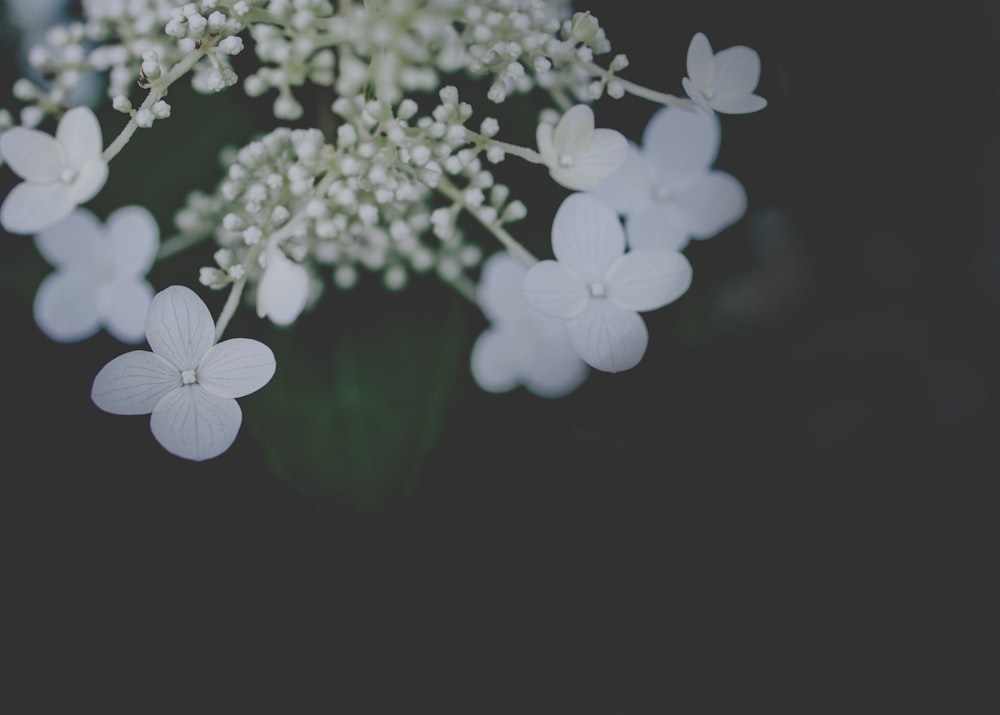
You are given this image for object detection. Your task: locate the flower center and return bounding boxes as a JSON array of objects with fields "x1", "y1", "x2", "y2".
[
  {"x1": 181, "y1": 368, "x2": 198, "y2": 385},
  {"x1": 588, "y1": 281, "x2": 606, "y2": 298},
  {"x1": 652, "y1": 184, "x2": 672, "y2": 202},
  {"x1": 59, "y1": 168, "x2": 78, "y2": 184},
  {"x1": 703, "y1": 88, "x2": 715, "y2": 100},
  {"x1": 558, "y1": 153, "x2": 575, "y2": 167}
]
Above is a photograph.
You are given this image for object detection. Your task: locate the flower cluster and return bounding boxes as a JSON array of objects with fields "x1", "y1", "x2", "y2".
[{"x1": 1, "y1": 1, "x2": 767, "y2": 460}]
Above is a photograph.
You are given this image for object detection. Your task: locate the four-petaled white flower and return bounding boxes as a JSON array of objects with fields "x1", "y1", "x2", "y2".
[
  {"x1": 536, "y1": 104, "x2": 628, "y2": 191},
  {"x1": 682, "y1": 32, "x2": 767, "y2": 115},
  {"x1": 522, "y1": 193, "x2": 693, "y2": 373},
  {"x1": 0, "y1": 106, "x2": 108, "y2": 234},
  {"x1": 33, "y1": 206, "x2": 158, "y2": 344},
  {"x1": 471, "y1": 250, "x2": 589, "y2": 398},
  {"x1": 588, "y1": 105, "x2": 746, "y2": 252},
  {"x1": 91, "y1": 285, "x2": 277, "y2": 462},
  {"x1": 256, "y1": 244, "x2": 310, "y2": 326}
]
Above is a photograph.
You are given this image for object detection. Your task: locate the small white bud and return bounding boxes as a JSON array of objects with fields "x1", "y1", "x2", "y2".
[
  {"x1": 135, "y1": 109, "x2": 155, "y2": 128},
  {"x1": 112, "y1": 95, "x2": 132, "y2": 113}
]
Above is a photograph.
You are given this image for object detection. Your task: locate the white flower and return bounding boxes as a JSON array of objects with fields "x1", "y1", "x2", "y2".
[
  {"x1": 256, "y1": 244, "x2": 310, "y2": 326},
  {"x1": 0, "y1": 106, "x2": 108, "y2": 234},
  {"x1": 33, "y1": 206, "x2": 159, "y2": 343},
  {"x1": 681, "y1": 32, "x2": 767, "y2": 115},
  {"x1": 588, "y1": 105, "x2": 746, "y2": 252},
  {"x1": 91, "y1": 285, "x2": 277, "y2": 462},
  {"x1": 522, "y1": 193, "x2": 692, "y2": 373},
  {"x1": 536, "y1": 104, "x2": 627, "y2": 191},
  {"x1": 471, "y1": 251, "x2": 589, "y2": 398}
]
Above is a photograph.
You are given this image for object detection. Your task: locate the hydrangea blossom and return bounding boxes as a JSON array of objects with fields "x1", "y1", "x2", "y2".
[
  {"x1": 0, "y1": 106, "x2": 107, "y2": 234},
  {"x1": 522, "y1": 193, "x2": 693, "y2": 373},
  {"x1": 682, "y1": 32, "x2": 768, "y2": 115},
  {"x1": 588, "y1": 105, "x2": 746, "y2": 252},
  {"x1": 33, "y1": 206, "x2": 158, "y2": 343},
  {"x1": 0, "y1": 1, "x2": 768, "y2": 463},
  {"x1": 471, "y1": 250, "x2": 589, "y2": 398},
  {"x1": 536, "y1": 104, "x2": 628, "y2": 191},
  {"x1": 91, "y1": 285, "x2": 276, "y2": 461}
]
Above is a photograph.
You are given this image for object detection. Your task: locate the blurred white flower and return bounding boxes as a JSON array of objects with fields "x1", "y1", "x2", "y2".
[
  {"x1": 536, "y1": 104, "x2": 627, "y2": 191},
  {"x1": 91, "y1": 285, "x2": 277, "y2": 461},
  {"x1": 589, "y1": 105, "x2": 746, "y2": 251},
  {"x1": 33, "y1": 206, "x2": 158, "y2": 344},
  {"x1": 256, "y1": 244, "x2": 310, "y2": 326},
  {"x1": 682, "y1": 32, "x2": 767, "y2": 115},
  {"x1": 471, "y1": 250, "x2": 589, "y2": 398},
  {"x1": 522, "y1": 193, "x2": 692, "y2": 373},
  {"x1": 0, "y1": 106, "x2": 108, "y2": 234}
]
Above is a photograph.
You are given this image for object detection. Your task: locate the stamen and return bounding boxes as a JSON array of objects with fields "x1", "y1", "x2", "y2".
[
  {"x1": 588, "y1": 281, "x2": 606, "y2": 298},
  {"x1": 181, "y1": 368, "x2": 197, "y2": 385}
]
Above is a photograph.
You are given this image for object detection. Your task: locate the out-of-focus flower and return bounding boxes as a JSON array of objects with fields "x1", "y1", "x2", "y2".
[
  {"x1": 471, "y1": 250, "x2": 589, "y2": 398},
  {"x1": 33, "y1": 206, "x2": 159, "y2": 343},
  {"x1": 589, "y1": 105, "x2": 746, "y2": 251},
  {"x1": 256, "y1": 244, "x2": 310, "y2": 326}
]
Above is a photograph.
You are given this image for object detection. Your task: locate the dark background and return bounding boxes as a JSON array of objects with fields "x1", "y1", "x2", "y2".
[{"x1": 1, "y1": 1, "x2": 996, "y2": 712}]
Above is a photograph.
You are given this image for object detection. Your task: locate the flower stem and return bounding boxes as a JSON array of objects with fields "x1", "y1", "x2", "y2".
[
  {"x1": 102, "y1": 44, "x2": 213, "y2": 164},
  {"x1": 436, "y1": 176, "x2": 539, "y2": 267},
  {"x1": 580, "y1": 60, "x2": 695, "y2": 108}
]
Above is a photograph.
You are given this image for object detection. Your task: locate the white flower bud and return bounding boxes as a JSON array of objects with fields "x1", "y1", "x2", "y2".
[
  {"x1": 135, "y1": 109, "x2": 155, "y2": 128},
  {"x1": 112, "y1": 95, "x2": 132, "y2": 113}
]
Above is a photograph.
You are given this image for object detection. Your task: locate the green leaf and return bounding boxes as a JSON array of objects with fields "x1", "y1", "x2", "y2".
[{"x1": 242, "y1": 278, "x2": 470, "y2": 518}]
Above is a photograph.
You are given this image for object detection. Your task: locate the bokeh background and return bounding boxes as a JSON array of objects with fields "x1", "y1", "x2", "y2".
[{"x1": 1, "y1": 0, "x2": 995, "y2": 712}]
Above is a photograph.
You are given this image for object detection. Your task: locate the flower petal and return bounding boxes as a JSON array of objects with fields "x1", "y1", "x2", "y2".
[
  {"x1": 550, "y1": 193, "x2": 625, "y2": 281},
  {"x1": 536, "y1": 122, "x2": 557, "y2": 166},
  {"x1": 68, "y1": 159, "x2": 108, "y2": 205},
  {"x1": 605, "y1": 249, "x2": 693, "y2": 312},
  {"x1": 550, "y1": 165, "x2": 602, "y2": 192},
  {"x1": 105, "y1": 205, "x2": 159, "y2": 277},
  {"x1": 149, "y1": 385, "x2": 242, "y2": 461},
  {"x1": 0, "y1": 181, "x2": 73, "y2": 234},
  {"x1": 712, "y1": 46, "x2": 762, "y2": 97},
  {"x1": 34, "y1": 208, "x2": 103, "y2": 270},
  {"x1": 574, "y1": 128, "x2": 627, "y2": 181},
  {"x1": 33, "y1": 270, "x2": 100, "y2": 342},
  {"x1": 91, "y1": 350, "x2": 181, "y2": 415},
  {"x1": 553, "y1": 104, "x2": 595, "y2": 157},
  {"x1": 256, "y1": 247, "x2": 310, "y2": 326},
  {"x1": 522, "y1": 259, "x2": 589, "y2": 319},
  {"x1": 588, "y1": 143, "x2": 651, "y2": 217},
  {"x1": 145, "y1": 285, "x2": 216, "y2": 370},
  {"x1": 0, "y1": 126, "x2": 64, "y2": 182},
  {"x1": 643, "y1": 105, "x2": 720, "y2": 185},
  {"x1": 709, "y1": 93, "x2": 768, "y2": 115},
  {"x1": 686, "y1": 32, "x2": 715, "y2": 90},
  {"x1": 625, "y1": 205, "x2": 689, "y2": 252},
  {"x1": 674, "y1": 171, "x2": 747, "y2": 239},
  {"x1": 566, "y1": 300, "x2": 648, "y2": 373},
  {"x1": 197, "y1": 338, "x2": 276, "y2": 398},
  {"x1": 470, "y1": 328, "x2": 522, "y2": 394},
  {"x1": 100, "y1": 279, "x2": 155, "y2": 344},
  {"x1": 682, "y1": 77, "x2": 712, "y2": 113},
  {"x1": 477, "y1": 251, "x2": 532, "y2": 324},
  {"x1": 56, "y1": 106, "x2": 104, "y2": 170},
  {"x1": 522, "y1": 322, "x2": 590, "y2": 398}
]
